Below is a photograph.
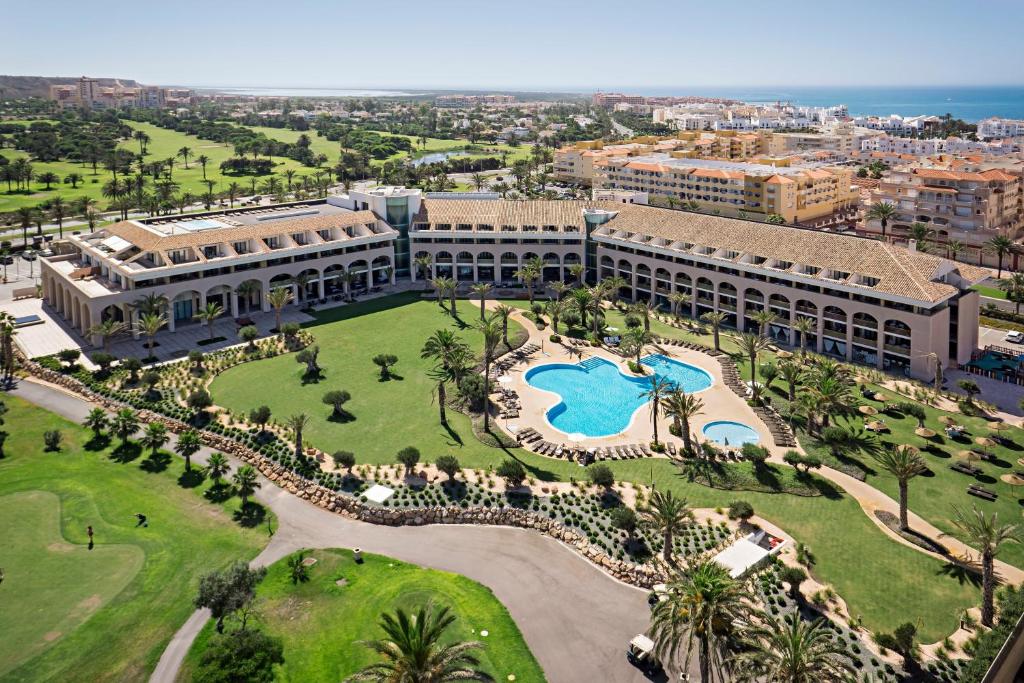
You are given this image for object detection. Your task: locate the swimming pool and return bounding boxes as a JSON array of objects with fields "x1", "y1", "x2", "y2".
[
  {"x1": 524, "y1": 354, "x2": 712, "y2": 437},
  {"x1": 702, "y1": 421, "x2": 760, "y2": 447}
]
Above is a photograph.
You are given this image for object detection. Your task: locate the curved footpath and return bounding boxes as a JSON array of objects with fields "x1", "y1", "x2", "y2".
[{"x1": 10, "y1": 379, "x2": 672, "y2": 683}]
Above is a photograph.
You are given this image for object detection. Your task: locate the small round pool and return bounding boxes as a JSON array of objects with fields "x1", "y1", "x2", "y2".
[{"x1": 702, "y1": 420, "x2": 760, "y2": 447}]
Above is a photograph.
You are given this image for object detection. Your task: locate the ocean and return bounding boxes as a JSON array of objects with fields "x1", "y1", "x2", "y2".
[{"x1": 616, "y1": 86, "x2": 1024, "y2": 122}]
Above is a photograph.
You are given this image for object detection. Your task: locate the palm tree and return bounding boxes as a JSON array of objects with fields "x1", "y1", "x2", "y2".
[
  {"x1": 514, "y1": 263, "x2": 541, "y2": 305},
  {"x1": 661, "y1": 389, "x2": 703, "y2": 455},
  {"x1": 176, "y1": 146, "x2": 192, "y2": 169},
  {"x1": 227, "y1": 182, "x2": 242, "y2": 207},
  {"x1": 414, "y1": 254, "x2": 433, "y2": 286},
  {"x1": 570, "y1": 287, "x2": 594, "y2": 328},
  {"x1": 132, "y1": 292, "x2": 168, "y2": 317},
  {"x1": 429, "y1": 276, "x2": 449, "y2": 307},
  {"x1": 751, "y1": 310, "x2": 777, "y2": 338},
  {"x1": 1001, "y1": 272, "x2": 1024, "y2": 314},
  {"x1": 641, "y1": 376, "x2": 672, "y2": 447},
  {"x1": 649, "y1": 560, "x2": 751, "y2": 683},
  {"x1": 112, "y1": 408, "x2": 139, "y2": 446},
  {"x1": 700, "y1": 312, "x2": 726, "y2": 352},
  {"x1": 866, "y1": 201, "x2": 897, "y2": 239},
  {"x1": 195, "y1": 301, "x2": 223, "y2": 341},
  {"x1": 347, "y1": 603, "x2": 492, "y2": 683},
  {"x1": 667, "y1": 291, "x2": 691, "y2": 320},
  {"x1": 82, "y1": 407, "x2": 109, "y2": 437},
  {"x1": 950, "y1": 505, "x2": 1020, "y2": 627},
  {"x1": 50, "y1": 197, "x2": 66, "y2": 239},
  {"x1": 640, "y1": 490, "x2": 692, "y2": 565},
  {"x1": 206, "y1": 452, "x2": 230, "y2": 483},
  {"x1": 470, "y1": 283, "x2": 492, "y2": 320},
  {"x1": 87, "y1": 318, "x2": 127, "y2": 352},
  {"x1": 987, "y1": 235, "x2": 1015, "y2": 278},
  {"x1": 545, "y1": 298, "x2": 568, "y2": 334},
  {"x1": 140, "y1": 421, "x2": 168, "y2": 456},
  {"x1": 235, "y1": 280, "x2": 260, "y2": 313},
  {"x1": 135, "y1": 312, "x2": 166, "y2": 354},
  {"x1": 491, "y1": 304, "x2": 514, "y2": 348},
  {"x1": 175, "y1": 429, "x2": 202, "y2": 472},
  {"x1": 470, "y1": 172, "x2": 487, "y2": 192},
  {"x1": 809, "y1": 373, "x2": 854, "y2": 429},
  {"x1": 908, "y1": 222, "x2": 935, "y2": 252},
  {"x1": 947, "y1": 239, "x2": 964, "y2": 262},
  {"x1": 791, "y1": 317, "x2": 814, "y2": 357},
  {"x1": 285, "y1": 413, "x2": 310, "y2": 460},
  {"x1": 735, "y1": 614, "x2": 855, "y2": 682},
  {"x1": 232, "y1": 465, "x2": 260, "y2": 506},
  {"x1": 266, "y1": 287, "x2": 293, "y2": 331},
  {"x1": 476, "y1": 317, "x2": 503, "y2": 432},
  {"x1": 736, "y1": 333, "x2": 771, "y2": 402},
  {"x1": 603, "y1": 275, "x2": 627, "y2": 307},
  {"x1": 623, "y1": 327, "x2": 651, "y2": 365},
  {"x1": 778, "y1": 361, "x2": 803, "y2": 402},
  {"x1": 872, "y1": 445, "x2": 928, "y2": 531},
  {"x1": 196, "y1": 154, "x2": 210, "y2": 180}
]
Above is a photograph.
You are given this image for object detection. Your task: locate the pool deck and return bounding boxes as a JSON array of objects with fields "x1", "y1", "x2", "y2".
[{"x1": 492, "y1": 304, "x2": 779, "y2": 457}]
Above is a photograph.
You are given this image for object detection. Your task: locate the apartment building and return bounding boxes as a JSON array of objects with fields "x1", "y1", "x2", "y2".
[
  {"x1": 49, "y1": 76, "x2": 194, "y2": 110},
  {"x1": 862, "y1": 165, "x2": 1024, "y2": 265},
  {"x1": 42, "y1": 200, "x2": 398, "y2": 343},
  {"x1": 594, "y1": 154, "x2": 858, "y2": 223},
  {"x1": 407, "y1": 197, "x2": 983, "y2": 379},
  {"x1": 978, "y1": 118, "x2": 1024, "y2": 140},
  {"x1": 592, "y1": 92, "x2": 646, "y2": 108}
]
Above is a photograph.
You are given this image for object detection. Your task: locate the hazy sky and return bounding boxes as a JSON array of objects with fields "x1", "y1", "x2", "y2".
[{"x1": 4, "y1": 0, "x2": 1024, "y2": 90}]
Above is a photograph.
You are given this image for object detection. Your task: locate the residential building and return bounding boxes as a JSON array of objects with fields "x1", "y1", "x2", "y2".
[
  {"x1": 594, "y1": 154, "x2": 858, "y2": 223},
  {"x1": 978, "y1": 118, "x2": 1024, "y2": 140},
  {"x1": 41, "y1": 199, "x2": 398, "y2": 341},
  {"x1": 592, "y1": 92, "x2": 646, "y2": 108},
  {"x1": 49, "y1": 76, "x2": 194, "y2": 110},
  {"x1": 861, "y1": 165, "x2": 1024, "y2": 266}
]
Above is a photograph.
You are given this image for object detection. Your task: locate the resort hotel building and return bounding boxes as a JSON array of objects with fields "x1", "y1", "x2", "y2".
[{"x1": 41, "y1": 188, "x2": 986, "y2": 381}]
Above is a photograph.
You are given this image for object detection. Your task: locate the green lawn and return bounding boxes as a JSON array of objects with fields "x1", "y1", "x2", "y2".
[
  {"x1": 179, "y1": 548, "x2": 544, "y2": 682},
  {"x1": 210, "y1": 293, "x2": 529, "y2": 468},
  {"x1": 208, "y1": 294, "x2": 979, "y2": 641},
  {"x1": 972, "y1": 283, "x2": 1007, "y2": 300},
  {"x1": 0, "y1": 121, "x2": 312, "y2": 213},
  {"x1": 0, "y1": 395, "x2": 270, "y2": 682}
]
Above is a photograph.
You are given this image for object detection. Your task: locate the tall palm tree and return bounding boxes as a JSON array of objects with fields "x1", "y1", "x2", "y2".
[
  {"x1": 866, "y1": 201, "x2": 897, "y2": 239},
  {"x1": 429, "y1": 276, "x2": 449, "y2": 307},
  {"x1": 545, "y1": 298, "x2": 568, "y2": 334},
  {"x1": 735, "y1": 333, "x2": 771, "y2": 402},
  {"x1": 778, "y1": 361, "x2": 803, "y2": 402},
  {"x1": 623, "y1": 327, "x2": 651, "y2": 365},
  {"x1": 470, "y1": 172, "x2": 487, "y2": 192},
  {"x1": 285, "y1": 413, "x2": 310, "y2": 460},
  {"x1": 195, "y1": 301, "x2": 224, "y2": 341},
  {"x1": 82, "y1": 407, "x2": 109, "y2": 437},
  {"x1": 603, "y1": 275, "x2": 627, "y2": 307},
  {"x1": 947, "y1": 239, "x2": 964, "y2": 263},
  {"x1": 196, "y1": 154, "x2": 210, "y2": 180},
  {"x1": 176, "y1": 146, "x2": 192, "y2": 169},
  {"x1": 414, "y1": 255, "x2": 433, "y2": 286},
  {"x1": 640, "y1": 490, "x2": 692, "y2": 565},
  {"x1": 232, "y1": 465, "x2": 260, "y2": 505},
  {"x1": 492, "y1": 304, "x2": 514, "y2": 348},
  {"x1": 140, "y1": 421, "x2": 168, "y2": 456},
  {"x1": 175, "y1": 429, "x2": 202, "y2": 471},
  {"x1": 667, "y1": 292, "x2": 691, "y2": 320},
  {"x1": 266, "y1": 286, "x2": 293, "y2": 331},
  {"x1": 1001, "y1": 272, "x2": 1024, "y2": 314},
  {"x1": 132, "y1": 292, "x2": 168, "y2": 317},
  {"x1": 661, "y1": 389, "x2": 704, "y2": 455},
  {"x1": 347, "y1": 603, "x2": 492, "y2": 683},
  {"x1": 700, "y1": 311, "x2": 726, "y2": 352},
  {"x1": 135, "y1": 312, "x2": 166, "y2": 353},
  {"x1": 111, "y1": 408, "x2": 139, "y2": 446},
  {"x1": 206, "y1": 452, "x2": 230, "y2": 483},
  {"x1": 641, "y1": 375, "x2": 673, "y2": 447},
  {"x1": 470, "y1": 283, "x2": 492, "y2": 320},
  {"x1": 227, "y1": 182, "x2": 242, "y2": 207},
  {"x1": 87, "y1": 318, "x2": 128, "y2": 352},
  {"x1": 735, "y1": 614, "x2": 855, "y2": 682},
  {"x1": 872, "y1": 445, "x2": 928, "y2": 531},
  {"x1": 476, "y1": 317, "x2": 503, "y2": 433},
  {"x1": 235, "y1": 280, "x2": 260, "y2": 313},
  {"x1": 570, "y1": 287, "x2": 594, "y2": 328},
  {"x1": 808, "y1": 373, "x2": 854, "y2": 429},
  {"x1": 950, "y1": 505, "x2": 1020, "y2": 627},
  {"x1": 548, "y1": 281, "x2": 570, "y2": 301},
  {"x1": 649, "y1": 560, "x2": 751, "y2": 683},
  {"x1": 50, "y1": 196, "x2": 66, "y2": 239},
  {"x1": 750, "y1": 310, "x2": 777, "y2": 338},
  {"x1": 987, "y1": 235, "x2": 1015, "y2": 278},
  {"x1": 791, "y1": 316, "x2": 814, "y2": 357}
]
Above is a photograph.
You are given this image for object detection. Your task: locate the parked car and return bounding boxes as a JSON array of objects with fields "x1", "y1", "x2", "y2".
[{"x1": 1005, "y1": 331, "x2": 1024, "y2": 344}]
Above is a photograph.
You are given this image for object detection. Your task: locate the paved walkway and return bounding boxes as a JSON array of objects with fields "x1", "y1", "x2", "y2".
[{"x1": 9, "y1": 378, "x2": 670, "y2": 683}]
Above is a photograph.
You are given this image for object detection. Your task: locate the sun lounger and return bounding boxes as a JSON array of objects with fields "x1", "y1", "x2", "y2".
[{"x1": 968, "y1": 485, "x2": 997, "y2": 501}]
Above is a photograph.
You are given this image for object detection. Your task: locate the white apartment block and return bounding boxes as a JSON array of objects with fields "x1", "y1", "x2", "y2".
[{"x1": 977, "y1": 118, "x2": 1024, "y2": 140}]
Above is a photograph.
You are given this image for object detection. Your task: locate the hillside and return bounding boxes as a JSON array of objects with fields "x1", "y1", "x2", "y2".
[{"x1": 0, "y1": 75, "x2": 142, "y2": 99}]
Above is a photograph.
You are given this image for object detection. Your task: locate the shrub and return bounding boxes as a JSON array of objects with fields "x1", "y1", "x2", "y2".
[
  {"x1": 727, "y1": 500, "x2": 754, "y2": 521},
  {"x1": 90, "y1": 352, "x2": 115, "y2": 371},
  {"x1": 321, "y1": 390, "x2": 352, "y2": 417},
  {"x1": 627, "y1": 360, "x2": 645, "y2": 374},
  {"x1": 610, "y1": 506, "x2": 638, "y2": 537},
  {"x1": 43, "y1": 430, "x2": 63, "y2": 451},
  {"x1": 280, "y1": 322, "x2": 301, "y2": 338},
  {"x1": 549, "y1": 334, "x2": 561, "y2": 343},
  {"x1": 187, "y1": 389, "x2": 213, "y2": 413},
  {"x1": 331, "y1": 450, "x2": 356, "y2": 472},
  {"x1": 435, "y1": 454, "x2": 461, "y2": 480},
  {"x1": 741, "y1": 442, "x2": 769, "y2": 467},
  {"x1": 57, "y1": 348, "x2": 81, "y2": 367},
  {"x1": 587, "y1": 464, "x2": 615, "y2": 488},
  {"x1": 396, "y1": 446, "x2": 420, "y2": 473},
  {"x1": 496, "y1": 459, "x2": 527, "y2": 488}
]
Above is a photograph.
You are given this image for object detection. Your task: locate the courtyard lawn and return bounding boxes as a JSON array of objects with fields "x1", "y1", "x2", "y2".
[
  {"x1": 208, "y1": 293, "x2": 980, "y2": 641},
  {"x1": 0, "y1": 121, "x2": 312, "y2": 213},
  {"x1": 0, "y1": 395, "x2": 269, "y2": 682},
  {"x1": 972, "y1": 282, "x2": 1007, "y2": 300},
  {"x1": 210, "y1": 293, "x2": 529, "y2": 468},
  {"x1": 179, "y1": 548, "x2": 544, "y2": 682}
]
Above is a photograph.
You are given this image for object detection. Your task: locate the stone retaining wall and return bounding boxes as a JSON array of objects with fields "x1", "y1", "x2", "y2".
[{"x1": 16, "y1": 352, "x2": 665, "y2": 589}]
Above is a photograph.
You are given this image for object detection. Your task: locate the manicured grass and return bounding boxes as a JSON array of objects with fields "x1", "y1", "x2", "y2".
[
  {"x1": 180, "y1": 548, "x2": 544, "y2": 682},
  {"x1": 210, "y1": 293, "x2": 528, "y2": 469},
  {"x1": 0, "y1": 396, "x2": 269, "y2": 682},
  {"x1": 972, "y1": 283, "x2": 1007, "y2": 300},
  {"x1": 0, "y1": 121, "x2": 312, "y2": 213},
  {"x1": 209, "y1": 294, "x2": 979, "y2": 641}
]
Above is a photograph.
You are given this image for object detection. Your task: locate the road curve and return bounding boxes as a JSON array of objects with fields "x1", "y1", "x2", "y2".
[{"x1": 9, "y1": 378, "x2": 666, "y2": 683}]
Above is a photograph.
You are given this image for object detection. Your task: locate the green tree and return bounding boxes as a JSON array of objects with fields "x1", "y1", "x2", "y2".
[
  {"x1": 734, "y1": 614, "x2": 855, "y2": 682},
  {"x1": 195, "y1": 301, "x2": 224, "y2": 341},
  {"x1": 347, "y1": 603, "x2": 491, "y2": 683},
  {"x1": 951, "y1": 505, "x2": 1020, "y2": 627},
  {"x1": 372, "y1": 353, "x2": 399, "y2": 380},
  {"x1": 396, "y1": 446, "x2": 420, "y2": 474},
  {"x1": 435, "y1": 454, "x2": 461, "y2": 481},
  {"x1": 700, "y1": 311, "x2": 726, "y2": 352},
  {"x1": 986, "y1": 235, "x2": 1015, "y2": 278},
  {"x1": 194, "y1": 561, "x2": 267, "y2": 633},
  {"x1": 285, "y1": 414, "x2": 310, "y2": 460},
  {"x1": 496, "y1": 458, "x2": 527, "y2": 488},
  {"x1": 232, "y1": 465, "x2": 260, "y2": 505},
  {"x1": 112, "y1": 408, "x2": 139, "y2": 446},
  {"x1": 476, "y1": 317, "x2": 503, "y2": 433},
  {"x1": 287, "y1": 551, "x2": 311, "y2": 585},
  {"x1": 736, "y1": 333, "x2": 771, "y2": 402},
  {"x1": 266, "y1": 287, "x2": 293, "y2": 332},
  {"x1": 661, "y1": 390, "x2": 703, "y2": 455},
  {"x1": 640, "y1": 490, "x2": 692, "y2": 565},
  {"x1": 206, "y1": 452, "x2": 231, "y2": 483},
  {"x1": 176, "y1": 428, "x2": 202, "y2": 472},
  {"x1": 779, "y1": 565, "x2": 808, "y2": 600},
  {"x1": 470, "y1": 283, "x2": 492, "y2": 320},
  {"x1": 140, "y1": 421, "x2": 168, "y2": 456},
  {"x1": 866, "y1": 201, "x2": 897, "y2": 239},
  {"x1": 322, "y1": 390, "x2": 352, "y2": 417},
  {"x1": 640, "y1": 375, "x2": 673, "y2": 446},
  {"x1": 195, "y1": 628, "x2": 284, "y2": 683}
]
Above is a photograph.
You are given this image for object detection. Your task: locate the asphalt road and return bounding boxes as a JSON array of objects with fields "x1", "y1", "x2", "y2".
[{"x1": 10, "y1": 378, "x2": 671, "y2": 683}]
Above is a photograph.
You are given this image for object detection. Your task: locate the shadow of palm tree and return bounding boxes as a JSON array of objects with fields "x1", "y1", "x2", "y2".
[
  {"x1": 204, "y1": 482, "x2": 233, "y2": 503},
  {"x1": 440, "y1": 422, "x2": 464, "y2": 446},
  {"x1": 139, "y1": 451, "x2": 172, "y2": 473},
  {"x1": 938, "y1": 561, "x2": 983, "y2": 587},
  {"x1": 178, "y1": 468, "x2": 206, "y2": 489},
  {"x1": 233, "y1": 501, "x2": 267, "y2": 528},
  {"x1": 109, "y1": 441, "x2": 142, "y2": 463},
  {"x1": 84, "y1": 434, "x2": 111, "y2": 452}
]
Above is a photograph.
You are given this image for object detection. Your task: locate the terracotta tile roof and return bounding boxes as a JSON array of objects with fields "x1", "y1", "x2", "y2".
[
  {"x1": 413, "y1": 200, "x2": 590, "y2": 231},
  {"x1": 590, "y1": 203, "x2": 987, "y2": 303}
]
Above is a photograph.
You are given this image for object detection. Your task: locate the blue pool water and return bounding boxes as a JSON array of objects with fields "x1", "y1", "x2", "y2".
[
  {"x1": 702, "y1": 421, "x2": 760, "y2": 447},
  {"x1": 524, "y1": 354, "x2": 712, "y2": 437}
]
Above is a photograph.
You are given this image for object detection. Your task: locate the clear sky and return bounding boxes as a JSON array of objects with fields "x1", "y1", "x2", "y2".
[{"x1": 3, "y1": 0, "x2": 1023, "y2": 90}]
